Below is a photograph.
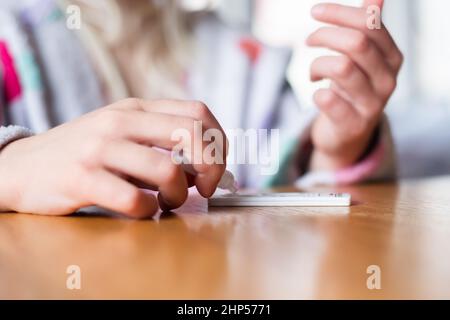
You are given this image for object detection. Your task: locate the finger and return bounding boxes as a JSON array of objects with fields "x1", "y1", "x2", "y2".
[
  {"x1": 104, "y1": 109, "x2": 224, "y2": 166},
  {"x1": 128, "y1": 173, "x2": 196, "y2": 190},
  {"x1": 104, "y1": 110, "x2": 226, "y2": 198},
  {"x1": 307, "y1": 27, "x2": 397, "y2": 98},
  {"x1": 141, "y1": 99, "x2": 225, "y2": 136},
  {"x1": 329, "y1": 82, "x2": 352, "y2": 103},
  {"x1": 114, "y1": 98, "x2": 229, "y2": 156},
  {"x1": 363, "y1": 0, "x2": 384, "y2": 9},
  {"x1": 101, "y1": 141, "x2": 189, "y2": 211},
  {"x1": 81, "y1": 169, "x2": 159, "y2": 219},
  {"x1": 140, "y1": 99, "x2": 230, "y2": 160},
  {"x1": 310, "y1": 55, "x2": 381, "y2": 116},
  {"x1": 313, "y1": 88, "x2": 361, "y2": 126},
  {"x1": 311, "y1": 3, "x2": 403, "y2": 73}
]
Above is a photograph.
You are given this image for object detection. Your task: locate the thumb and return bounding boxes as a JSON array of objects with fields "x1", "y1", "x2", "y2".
[{"x1": 363, "y1": 0, "x2": 384, "y2": 9}]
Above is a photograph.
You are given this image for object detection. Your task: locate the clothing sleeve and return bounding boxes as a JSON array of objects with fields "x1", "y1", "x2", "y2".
[
  {"x1": 0, "y1": 125, "x2": 33, "y2": 151},
  {"x1": 268, "y1": 86, "x2": 397, "y2": 188},
  {"x1": 293, "y1": 115, "x2": 396, "y2": 188}
]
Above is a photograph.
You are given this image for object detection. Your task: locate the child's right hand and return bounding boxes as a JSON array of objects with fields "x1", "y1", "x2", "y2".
[{"x1": 0, "y1": 99, "x2": 227, "y2": 218}]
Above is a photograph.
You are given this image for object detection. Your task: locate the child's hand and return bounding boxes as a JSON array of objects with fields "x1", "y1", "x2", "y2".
[
  {"x1": 0, "y1": 99, "x2": 226, "y2": 218},
  {"x1": 306, "y1": 0, "x2": 403, "y2": 170}
]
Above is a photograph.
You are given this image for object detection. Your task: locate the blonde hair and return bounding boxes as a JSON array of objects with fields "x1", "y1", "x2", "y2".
[{"x1": 66, "y1": 0, "x2": 193, "y2": 100}]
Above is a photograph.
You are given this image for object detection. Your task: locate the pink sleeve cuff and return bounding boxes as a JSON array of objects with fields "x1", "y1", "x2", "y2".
[
  {"x1": 334, "y1": 139, "x2": 385, "y2": 185},
  {"x1": 295, "y1": 116, "x2": 395, "y2": 188},
  {"x1": 295, "y1": 140, "x2": 385, "y2": 188}
]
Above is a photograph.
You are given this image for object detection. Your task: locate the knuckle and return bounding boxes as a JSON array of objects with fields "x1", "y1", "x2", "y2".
[
  {"x1": 100, "y1": 110, "x2": 125, "y2": 135},
  {"x1": 394, "y1": 51, "x2": 404, "y2": 68},
  {"x1": 334, "y1": 57, "x2": 354, "y2": 78},
  {"x1": 314, "y1": 90, "x2": 336, "y2": 108},
  {"x1": 191, "y1": 100, "x2": 210, "y2": 119},
  {"x1": 122, "y1": 97, "x2": 142, "y2": 108},
  {"x1": 382, "y1": 76, "x2": 397, "y2": 96},
  {"x1": 79, "y1": 138, "x2": 106, "y2": 168},
  {"x1": 350, "y1": 33, "x2": 370, "y2": 53},
  {"x1": 361, "y1": 99, "x2": 383, "y2": 119},
  {"x1": 361, "y1": 107, "x2": 377, "y2": 121}
]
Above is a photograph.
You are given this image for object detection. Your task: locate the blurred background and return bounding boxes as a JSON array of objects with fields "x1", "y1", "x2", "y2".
[{"x1": 183, "y1": 0, "x2": 450, "y2": 178}]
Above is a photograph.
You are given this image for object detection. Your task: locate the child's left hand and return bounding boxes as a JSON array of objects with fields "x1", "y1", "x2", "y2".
[{"x1": 306, "y1": 0, "x2": 403, "y2": 171}]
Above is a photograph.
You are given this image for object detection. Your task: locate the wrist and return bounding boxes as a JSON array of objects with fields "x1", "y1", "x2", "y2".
[
  {"x1": 0, "y1": 144, "x2": 17, "y2": 212},
  {"x1": 310, "y1": 126, "x2": 379, "y2": 172},
  {"x1": 0, "y1": 126, "x2": 34, "y2": 212}
]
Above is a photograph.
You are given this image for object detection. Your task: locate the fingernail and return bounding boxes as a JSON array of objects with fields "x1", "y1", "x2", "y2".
[
  {"x1": 311, "y1": 4, "x2": 325, "y2": 17},
  {"x1": 158, "y1": 193, "x2": 173, "y2": 212}
]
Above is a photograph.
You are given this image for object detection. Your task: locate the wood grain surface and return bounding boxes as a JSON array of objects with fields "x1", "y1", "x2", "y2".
[{"x1": 1, "y1": 177, "x2": 450, "y2": 299}]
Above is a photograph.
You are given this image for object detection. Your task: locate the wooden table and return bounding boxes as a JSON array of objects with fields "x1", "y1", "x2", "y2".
[{"x1": 1, "y1": 177, "x2": 450, "y2": 300}]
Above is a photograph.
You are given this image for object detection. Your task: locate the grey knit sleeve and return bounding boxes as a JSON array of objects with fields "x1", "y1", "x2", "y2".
[{"x1": 0, "y1": 125, "x2": 34, "y2": 151}]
